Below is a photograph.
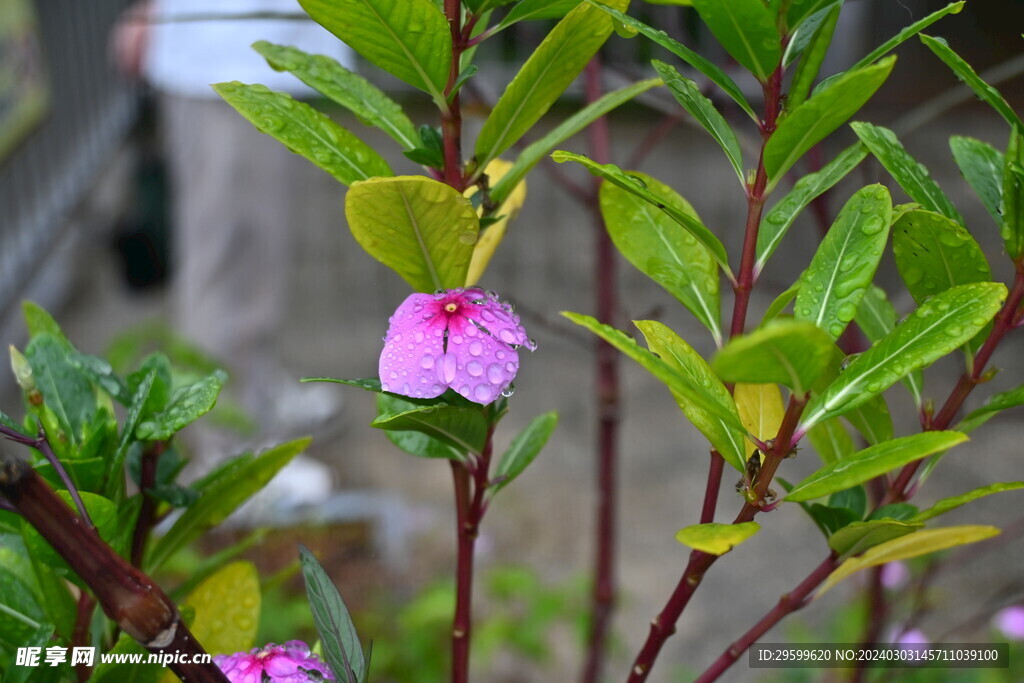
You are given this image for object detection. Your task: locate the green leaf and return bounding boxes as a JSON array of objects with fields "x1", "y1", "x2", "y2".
[
  {"x1": 553, "y1": 151, "x2": 732, "y2": 277},
  {"x1": 690, "y1": 0, "x2": 779, "y2": 82},
  {"x1": 148, "y1": 439, "x2": 309, "y2": 570},
  {"x1": 786, "y1": 431, "x2": 968, "y2": 502},
  {"x1": 105, "y1": 369, "x2": 155, "y2": 499},
  {"x1": 585, "y1": 1, "x2": 755, "y2": 120},
  {"x1": 0, "y1": 563, "x2": 47, "y2": 648},
  {"x1": 764, "y1": 58, "x2": 895, "y2": 184},
  {"x1": 475, "y1": 0, "x2": 624, "y2": 166},
  {"x1": 818, "y1": 525, "x2": 1000, "y2": 597},
  {"x1": 913, "y1": 482, "x2": 1024, "y2": 522},
  {"x1": 345, "y1": 176, "x2": 479, "y2": 291},
  {"x1": 828, "y1": 519, "x2": 923, "y2": 557},
  {"x1": 712, "y1": 319, "x2": 835, "y2": 396},
  {"x1": 919, "y1": 35, "x2": 1023, "y2": 132},
  {"x1": 795, "y1": 184, "x2": 892, "y2": 340},
  {"x1": 760, "y1": 279, "x2": 801, "y2": 325},
  {"x1": 135, "y1": 371, "x2": 224, "y2": 441},
  {"x1": 806, "y1": 418, "x2": 854, "y2": 465},
  {"x1": 252, "y1": 41, "x2": 420, "y2": 150},
  {"x1": 490, "y1": 78, "x2": 662, "y2": 207},
  {"x1": 495, "y1": 0, "x2": 582, "y2": 31},
  {"x1": 599, "y1": 171, "x2": 722, "y2": 345},
  {"x1": 868, "y1": 503, "x2": 919, "y2": 522},
  {"x1": 851, "y1": 122, "x2": 961, "y2": 222},
  {"x1": 853, "y1": 285, "x2": 923, "y2": 406},
  {"x1": 780, "y1": 0, "x2": 838, "y2": 34},
  {"x1": 69, "y1": 353, "x2": 129, "y2": 405},
  {"x1": 637, "y1": 320, "x2": 746, "y2": 471},
  {"x1": 892, "y1": 209, "x2": 991, "y2": 309},
  {"x1": 492, "y1": 412, "x2": 558, "y2": 493},
  {"x1": 786, "y1": 4, "x2": 839, "y2": 111},
  {"x1": 212, "y1": 82, "x2": 392, "y2": 185},
  {"x1": 90, "y1": 633, "x2": 163, "y2": 683},
  {"x1": 757, "y1": 144, "x2": 867, "y2": 272},
  {"x1": 301, "y1": 545, "x2": 365, "y2": 682},
  {"x1": 800, "y1": 502, "x2": 860, "y2": 538},
  {"x1": 949, "y1": 136, "x2": 1004, "y2": 226},
  {"x1": 675, "y1": 522, "x2": 760, "y2": 555},
  {"x1": 24, "y1": 333, "x2": 95, "y2": 449},
  {"x1": 958, "y1": 384, "x2": 1024, "y2": 433},
  {"x1": 298, "y1": 0, "x2": 450, "y2": 104},
  {"x1": 21, "y1": 301, "x2": 69, "y2": 347},
  {"x1": 563, "y1": 313, "x2": 747, "y2": 469},
  {"x1": 783, "y1": 1, "x2": 838, "y2": 68},
  {"x1": 1002, "y1": 128, "x2": 1024, "y2": 258},
  {"x1": 652, "y1": 60, "x2": 743, "y2": 185},
  {"x1": 848, "y1": 2, "x2": 965, "y2": 74},
  {"x1": 801, "y1": 282, "x2": 1006, "y2": 430},
  {"x1": 372, "y1": 404, "x2": 488, "y2": 455},
  {"x1": 828, "y1": 486, "x2": 867, "y2": 519},
  {"x1": 844, "y1": 394, "x2": 893, "y2": 446},
  {"x1": 2, "y1": 622, "x2": 57, "y2": 683},
  {"x1": 377, "y1": 393, "x2": 463, "y2": 460}
]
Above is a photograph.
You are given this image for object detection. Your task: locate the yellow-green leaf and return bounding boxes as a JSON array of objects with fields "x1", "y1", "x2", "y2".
[
  {"x1": 827, "y1": 519, "x2": 922, "y2": 557},
  {"x1": 466, "y1": 160, "x2": 526, "y2": 286},
  {"x1": 676, "y1": 522, "x2": 761, "y2": 555},
  {"x1": 346, "y1": 176, "x2": 480, "y2": 291},
  {"x1": 913, "y1": 482, "x2": 1024, "y2": 523},
  {"x1": 818, "y1": 525, "x2": 1000, "y2": 597},
  {"x1": 734, "y1": 383, "x2": 784, "y2": 455}
]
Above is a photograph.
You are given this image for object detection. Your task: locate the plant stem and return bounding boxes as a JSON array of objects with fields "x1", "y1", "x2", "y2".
[
  {"x1": 693, "y1": 553, "x2": 840, "y2": 683},
  {"x1": 0, "y1": 451, "x2": 227, "y2": 682},
  {"x1": 450, "y1": 427, "x2": 496, "y2": 683},
  {"x1": 131, "y1": 440, "x2": 167, "y2": 567},
  {"x1": 850, "y1": 566, "x2": 887, "y2": 683},
  {"x1": 700, "y1": 452, "x2": 724, "y2": 524},
  {"x1": 442, "y1": 0, "x2": 466, "y2": 190},
  {"x1": 580, "y1": 55, "x2": 622, "y2": 683},
  {"x1": 888, "y1": 262, "x2": 1024, "y2": 500},
  {"x1": 72, "y1": 592, "x2": 96, "y2": 683}
]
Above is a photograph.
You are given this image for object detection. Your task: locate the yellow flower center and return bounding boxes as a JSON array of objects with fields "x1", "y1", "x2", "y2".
[{"x1": 444, "y1": 302, "x2": 458, "y2": 313}]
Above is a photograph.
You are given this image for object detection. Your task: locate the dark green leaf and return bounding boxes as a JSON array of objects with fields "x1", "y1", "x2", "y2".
[
  {"x1": 135, "y1": 371, "x2": 224, "y2": 441},
  {"x1": 490, "y1": 78, "x2": 661, "y2": 207},
  {"x1": 828, "y1": 519, "x2": 922, "y2": 557},
  {"x1": 553, "y1": 151, "x2": 732, "y2": 276},
  {"x1": 584, "y1": 1, "x2": 755, "y2": 119},
  {"x1": 22, "y1": 492, "x2": 118, "y2": 580},
  {"x1": 764, "y1": 58, "x2": 894, "y2": 183},
  {"x1": 828, "y1": 486, "x2": 867, "y2": 519},
  {"x1": 801, "y1": 282, "x2": 1005, "y2": 429},
  {"x1": 919, "y1": 34, "x2": 1023, "y2": 132},
  {"x1": 760, "y1": 279, "x2": 801, "y2": 325},
  {"x1": 807, "y1": 418, "x2": 854, "y2": 464},
  {"x1": 492, "y1": 412, "x2": 558, "y2": 493},
  {"x1": 403, "y1": 146, "x2": 445, "y2": 169},
  {"x1": 892, "y1": 209, "x2": 991, "y2": 309},
  {"x1": 148, "y1": 438, "x2": 309, "y2": 569},
  {"x1": 780, "y1": 0, "x2": 838, "y2": 34},
  {"x1": 377, "y1": 393, "x2": 464, "y2": 460},
  {"x1": 25, "y1": 334, "x2": 96, "y2": 448},
  {"x1": 844, "y1": 394, "x2": 893, "y2": 446},
  {"x1": 105, "y1": 369, "x2": 154, "y2": 500},
  {"x1": 35, "y1": 457, "x2": 105, "y2": 495},
  {"x1": 599, "y1": 170, "x2": 722, "y2": 344},
  {"x1": 1002, "y1": 128, "x2": 1024, "y2": 258},
  {"x1": 800, "y1": 502, "x2": 860, "y2": 537},
  {"x1": 851, "y1": 121, "x2": 961, "y2": 222},
  {"x1": 69, "y1": 353, "x2": 128, "y2": 405},
  {"x1": 785, "y1": 3, "x2": 840, "y2": 113},
  {"x1": 637, "y1": 320, "x2": 746, "y2": 471},
  {"x1": 127, "y1": 353, "x2": 171, "y2": 417},
  {"x1": 89, "y1": 633, "x2": 163, "y2": 683},
  {"x1": 795, "y1": 184, "x2": 892, "y2": 340},
  {"x1": 958, "y1": 383, "x2": 1024, "y2": 433},
  {"x1": 713, "y1": 319, "x2": 836, "y2": 396},
  {"x1": 372, "y1": 405, "x2": 489, "y2": 454},
  {"x1": 300, "y1": 545, "x2": 364, "y2": 682},
  {"x1": 690, "y1": 0, "x2": 780, "y2": 82},
  {"x1": 913, "y1": 482, "x2": 1024, "y2": 522},
  {"x1": 949, "y1": 135, "x2": 1004, "y2": 226},
  {"x1": 299, "y1": 0, "x2": 450, "y2": 103},
  {"x1": 652, "y1": 60, "x2": 743, "y2": 185},
  {"x1": 2, "y1": 622, "x2": 56, "y2": 683},
  {"x1": 867, "y1": 503, "x2": 919, "y2": 521},
  {"x1": 496, "y1": 0, "x2": 581, "y2": 31},
  {"x1": 786, "y1": 431, "x2": 968, "y2": 502},
  {"x1": 213, "y1": 82, "x2": 392, "y2": 185},
  {"x1": 253, "y1": 41, "x2": 420, "y2": 149}
]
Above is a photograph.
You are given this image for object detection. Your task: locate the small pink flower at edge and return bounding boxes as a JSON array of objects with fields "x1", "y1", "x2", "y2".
[
  {"x1": 214, "y1": 641, "x2": 335, "y2": 683},
  {"x1": 379, "y1": 288, "x2": 535, "y2": 405},
  {"x1": 994, "y1": 605, "x2": 1024, "y2": 640}
]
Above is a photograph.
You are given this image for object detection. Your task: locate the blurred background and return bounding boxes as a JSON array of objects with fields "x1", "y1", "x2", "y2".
[{"x1": 2, "y1": 0, "x2": 1024, "y2": 680}]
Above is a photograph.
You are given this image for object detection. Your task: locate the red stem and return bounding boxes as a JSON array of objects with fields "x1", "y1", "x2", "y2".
[
  {"x1": 72, "y1": 592, "x2": 96, "y2": 682},
  {"x1": 131, "y1": 441, "x2": 166, "y2": 567},
  {"x1": 700, "y1": 452, "x2": 724, "y2": 525},
  {"x1": 580, "y1": 55, "x2": 622, "y2": 683},
  {"x1": 442, "y1": 0, "x2": 466, "y2": 190}
]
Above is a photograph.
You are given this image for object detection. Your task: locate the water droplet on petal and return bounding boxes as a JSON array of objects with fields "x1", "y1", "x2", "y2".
[
  {"x1": 501, "y1": 383, "x2": 515, "y2": 398},
  {"x1": 420, "y1": 354, "x2": 435, "y2": 369},
  {"x1": 442, "y1": 354, "x2": 457, "y2": 384},
  {"x1": 474, "y1": 384, "x2": 492, "y2": 402},
  {"x1": 469, "y1": 340, "x2": 483, "y2": 356},
  {"x1": 487, "y1": 363, "x2": 504, "y2": 383},
  {"x1": 466, "y1": 360, "x2": 483, "y2": 377}
]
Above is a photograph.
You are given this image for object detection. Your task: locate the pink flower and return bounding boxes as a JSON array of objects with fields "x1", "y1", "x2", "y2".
[
  {"x1": 880, "y1": 561, "x2": 910, "y2": 589},
  {"x1": 379, "y1": 288, "x2": 535, "y2": 405},
  {"x1": 214, "y1": 641, "x2": 335, "y2": 683},
  {"x1": 994, "y1": 605, "x2": 1024, "y2": 640}
]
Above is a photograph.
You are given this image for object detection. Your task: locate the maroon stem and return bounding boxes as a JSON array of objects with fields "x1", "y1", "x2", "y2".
[
  {"x1": 850, "y1": 566, "x2": 888, "y2": 683},
  {"x1": 700, "y1": 452, "x2": 725, "y2": 525},
  {"x1": 450, "y1": 427, "x2": 496, "y2": 683},
  {"x1": 626, "y1": 394, "x2": 807, "y2": 683},
  {"x1": 888, "y1": 261, "x2": 1024, "y2": 501},
  {"x1": 131, "y1": 440, "x2": 167, "y2": 567},
  {"x1": 693, "y1": 553, "x2": 840, "y2": 683},
  {"x1": 72, "y1": 592, "x2": 96, "y2": 682},
  {"x1": 1, "y1": 425, "x2": 93, "y2": 528},
  {"x1": 0, "y1": 452, "x2": 227, "y2": 682},
  {"x1": 580, "y1": 55, "x2": 622, "y2": 683},
  {"x1": 442, "y1": 0, "x2": 467, "y2": 190}
]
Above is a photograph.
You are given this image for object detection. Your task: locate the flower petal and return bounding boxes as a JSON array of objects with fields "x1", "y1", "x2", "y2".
[
  {"x1": 464, "y1": 291, "x2": 532, "y2": 349},
  {"x1": 444, "y1": 316, "x2": 519, "y2": 404},
  {"x1": 379, "y1": 293, "x2": 448, "y2": 399}
]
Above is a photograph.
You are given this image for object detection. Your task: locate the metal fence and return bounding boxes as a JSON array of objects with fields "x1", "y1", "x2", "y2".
[{"x1": 0, "y1": 0, "x2": 138, "y2": 318}]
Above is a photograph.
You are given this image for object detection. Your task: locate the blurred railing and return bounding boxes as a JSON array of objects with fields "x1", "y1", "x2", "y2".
[{"x1": 0, "y1": 0, "x2": 137, "y2": 317}]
